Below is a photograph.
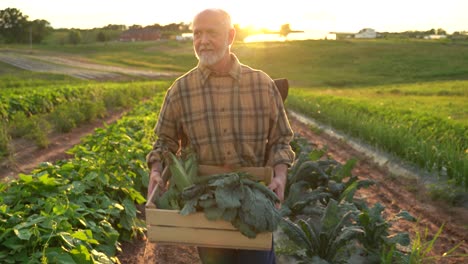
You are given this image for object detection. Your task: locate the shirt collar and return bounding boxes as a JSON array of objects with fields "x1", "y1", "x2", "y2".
[{"x1": 198, "y1": 53, "x2": 241, "y2": 85}]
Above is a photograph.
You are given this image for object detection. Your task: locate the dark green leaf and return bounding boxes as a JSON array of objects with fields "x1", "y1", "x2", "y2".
[{"x1": 215, "y1": 186, "x2": 242, "y2": 209}]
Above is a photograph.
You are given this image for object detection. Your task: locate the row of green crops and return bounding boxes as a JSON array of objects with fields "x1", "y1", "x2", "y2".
[
  {"x1": 0, "y1": 80, "x2": 171, "y2": 157},
  {"x1": 0, "y1": 81, "x2": 172, "y2": 119},
  {"x1": 286, "y1": 81, "x2": 468, "y2": 189},
  {"x1": 0, "y1": 92, "x2": 164, "y2": 263}
]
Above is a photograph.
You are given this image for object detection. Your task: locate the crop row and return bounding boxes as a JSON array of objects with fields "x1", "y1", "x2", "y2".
[
  {"x1": 0, "y1": 92, "x2": 163, "y2": 263},
  {"x1": 286, "y1": 87, "x2": 468, "y2": 190},
  {"x1": 0, "y1": 81, "x2": 170, "y2": 157}
]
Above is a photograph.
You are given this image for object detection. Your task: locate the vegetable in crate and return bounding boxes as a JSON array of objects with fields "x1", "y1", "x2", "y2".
[
  {"x1": 180, "y1": 172, "x2": 281, "y2": 238},
  {"x1": 154, "y1": 152, "x2": 197, "y2": 209}
]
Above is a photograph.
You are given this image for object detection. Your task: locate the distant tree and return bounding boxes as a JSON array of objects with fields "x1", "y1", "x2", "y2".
[
  {"x1": 129, "y1": 24, "x2": 142, "y2": 30},
  {"x1": 279, "y1": 24, "x2": 291, "y2": 37},
  {"x1": 150, "y1": 23, "x2": 163, "y2": 30},
  {"x1": 103, "y1": 24, "x2": 127, "y2": 31},
  {"x1": 96, "y1": 31, "x2": 107, "y2": 42},
  {"x1": 427, "y1": 28, "x2": 436, "y2": 35},
  {"x1": 436, "y1": 28, "x2": 447, "y2": 35},
  {"x1": 178, "y1": 22, "x2": 190, "y2": 32},
  {"x1": 68, "y1": 30, "x2": 81, "y2": 45},
  {"x1": 164, "y1": 23, "x2": 181, "y2": 31},
  {"x1": 30, "y1": 19, "x2": 52, "y2": 43},
  {"x1": 0, "y1": 7, "x2": 29, "y2": 43}
]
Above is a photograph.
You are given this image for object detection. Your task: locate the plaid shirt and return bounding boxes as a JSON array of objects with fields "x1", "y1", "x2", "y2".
[{"x1": 147, "y1": 54, "x2": 295, "y2": 168}]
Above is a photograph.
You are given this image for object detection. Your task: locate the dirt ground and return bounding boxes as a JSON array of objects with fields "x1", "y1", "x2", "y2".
[{"x1": 1, "y1": 112, "x2": 467, "y2": 264}]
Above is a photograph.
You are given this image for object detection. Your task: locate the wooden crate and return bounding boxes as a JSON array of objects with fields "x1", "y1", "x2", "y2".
[{"x1": 145, "y1": 165, "x2": 274, "y2": 250}]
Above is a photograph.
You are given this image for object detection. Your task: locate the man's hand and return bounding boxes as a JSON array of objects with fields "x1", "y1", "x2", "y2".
[
  {"x1": 268, "y1": 163, "x2": 288, "y2": 206},
  {"x1": 147, "y1": 169, "x2": 164, "y2": 199}
]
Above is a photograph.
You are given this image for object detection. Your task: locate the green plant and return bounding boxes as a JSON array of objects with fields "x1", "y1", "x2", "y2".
[
  {"x1": 0, "y1": 120, "x2": 10, "y2": 156},
  {"x1": 409, "y1": 223, "x2": 467, "y2": 263},
  {"x1": 358, "y1": 203, "x2": 415, "y2": 262},
  {"x1": 8, "y1": 111, "x2": 33, "y2": 138},
  {"x1": 27, "y1": 116, "x2": 51, "y2": 148},
  {"x1": 280, "y1": 200, "x2": 364, "y2": 263},
  {"x1": 8, "y1": 112, "x2": 50, "y2": 148},
  {"x1": 427, "y1": 182, "x2": 468, "y2": 206},
  {"x1": 49, "y1": 102, "x2": 84, "y2": 133},
  {"x1": 79, "y1": 99, "x2": 106, "y2": 122}
]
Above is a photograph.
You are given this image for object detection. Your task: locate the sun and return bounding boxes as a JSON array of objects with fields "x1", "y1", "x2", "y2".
[{"x1": 226, "y1": 5, "x2": 289, "y2": 32}]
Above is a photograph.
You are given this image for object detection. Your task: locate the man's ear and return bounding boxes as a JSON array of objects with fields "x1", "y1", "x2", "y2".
[{"x1": 228, "y1": 28, "x2": 236, "y2": 45}]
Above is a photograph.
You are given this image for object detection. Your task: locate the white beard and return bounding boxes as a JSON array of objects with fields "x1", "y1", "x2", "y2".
[{"x1": 196, "y1": 40, "x2": 229, "y2": 66}]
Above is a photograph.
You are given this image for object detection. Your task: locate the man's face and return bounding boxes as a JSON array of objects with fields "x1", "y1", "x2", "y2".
[{"x1": 192, "y1": 13, "x2": 231, "y2": 67}]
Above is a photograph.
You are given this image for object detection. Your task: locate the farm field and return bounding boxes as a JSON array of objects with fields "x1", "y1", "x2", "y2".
[
  {"x1": 287, "y1": 82, "x2": 468, "y2": 189},
  {"x1": 0, "y1": 39, "x2": 467, "y2": 263}
]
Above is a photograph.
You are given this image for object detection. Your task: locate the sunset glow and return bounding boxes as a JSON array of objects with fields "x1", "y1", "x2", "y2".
[{"x1": 1, "y1": 0, "x2": 467, "y2": 34}]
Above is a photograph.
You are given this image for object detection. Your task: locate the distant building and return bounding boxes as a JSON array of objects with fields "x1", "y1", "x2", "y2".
[
  {"x1": 176, "y1": 33, "x2": 193, "y2": 41},
  {"x1": 325, "y1": 33, "x2": 337, "y2": 40},
  {"x1": 120, "y1": 28, "x2": 161, "y2": 42},
  {"x1": 355, "y1": 28, "x2": 377, "y2": 39},
  {"x1": 424, "y1": 34, "x2": 447, "y2": 40}
]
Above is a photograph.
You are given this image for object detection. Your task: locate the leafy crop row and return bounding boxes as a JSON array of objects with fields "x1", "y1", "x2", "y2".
[
  {"x1": 287, "y1": 88, "x2": 468, "y2": 191},
  {"x1": 0, "y1": 81, "x2": 171, "y2": 119},
  {"x1": 0, "y1": 93, "x2": 163, "y2": 263},
  {"x1": 275, "y1": 136, "x2": 465, "y2": 263},
  {"x1": 0, "y1": 81, "x2": 170, "y2": 157}
]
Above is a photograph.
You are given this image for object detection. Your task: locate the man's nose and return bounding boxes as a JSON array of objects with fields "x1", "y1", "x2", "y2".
[{"x1": 200, "y1": 33, "x2": 210, "y2": 43}]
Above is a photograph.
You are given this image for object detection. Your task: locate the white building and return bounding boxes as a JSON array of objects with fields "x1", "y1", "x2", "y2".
[
  {"x1": 424, "y1": 34, "x2": 447, "y2": 40},
  {"x1": 176, "y1": 33, "x2": 193, "y2": 41},
  {"x1": 355, "y1": 28, "x2": 377, "y2": 39},
  {"x1": 325, "y1": 33, "x2": 337, "y2": 40}
]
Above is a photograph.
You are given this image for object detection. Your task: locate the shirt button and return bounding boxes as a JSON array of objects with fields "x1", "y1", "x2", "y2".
[{"x1": 221, "y1": 108, "x2": 225, "y2": 112}]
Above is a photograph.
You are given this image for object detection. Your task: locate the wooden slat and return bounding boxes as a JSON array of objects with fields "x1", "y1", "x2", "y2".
[
  {"x1": 198, "y1": 165, "x2": 273, "y2": 185},
  {"x1": 147, "y1": 225, "x2": 272, "y2": 250},
  {"x1": 146, "y1": 208, "x2": 235, "y2": 229}
]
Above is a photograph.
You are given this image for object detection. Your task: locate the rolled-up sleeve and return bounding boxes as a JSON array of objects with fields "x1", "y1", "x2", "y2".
[
  {"x1": 146, "y1": 85, "x2": 181, "y2": 169},
  {"x1": 267, "y1": 81, "x2": 295, "y2": 167}
]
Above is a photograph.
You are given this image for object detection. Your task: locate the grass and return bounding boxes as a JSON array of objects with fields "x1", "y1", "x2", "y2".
[
  {"x1": 4, "y1": 38, "x2": 468, "y2": 87},
  {"x1": 234, "y1": 39, "x2": 468, "y2": 87}
]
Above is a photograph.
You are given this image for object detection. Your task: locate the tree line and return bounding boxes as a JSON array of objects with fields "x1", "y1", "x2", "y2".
[
  {"x1": 0, "y1": 7, "x2": 299, "y2": 45},
  {"x1": 0, "y1": 8, "x2": 193, "y2": 45},
  {"x1": 4, "y1": 7, "x2": 464, "y2": 45},
  {"x1": 0, "y1": 8, "x2": 52, "y2": 44}
]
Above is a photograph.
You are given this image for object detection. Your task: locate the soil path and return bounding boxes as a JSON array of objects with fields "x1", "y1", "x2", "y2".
[
  {"x1": 0, "y1": 111, "x2": 125, "y2": 180},
  {"x1": 0, "y1": 50, "x2": 178, "y2": 80}
]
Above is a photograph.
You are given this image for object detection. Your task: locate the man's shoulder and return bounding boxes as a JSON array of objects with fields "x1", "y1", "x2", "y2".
[
  {"x1": 175, "y1": 67, "x2": 199, "y2": 83},
  {"x1": 168, "y1": 67, "x2": 200, "y2": 94},
  {"x1": 240, "y1": 63, "x2": 271, "y2": 80}
]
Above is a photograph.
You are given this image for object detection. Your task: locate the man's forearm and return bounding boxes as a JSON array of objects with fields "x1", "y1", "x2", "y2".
[
  {"x1": 273, "y1": 163, "x2": 288, "y2": 180},
  {"x1": 150, "y1": 161, "x2": 163, "y2": 174}
]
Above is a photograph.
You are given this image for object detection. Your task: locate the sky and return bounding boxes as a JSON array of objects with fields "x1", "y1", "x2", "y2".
[{"x1": 1, "y1": 0, "x2": 467, "y2": 34}]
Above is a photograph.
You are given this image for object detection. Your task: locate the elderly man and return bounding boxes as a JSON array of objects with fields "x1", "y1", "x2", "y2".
[{"x1": 147, "y1": 8, "x2": 295, "y2": 264}]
